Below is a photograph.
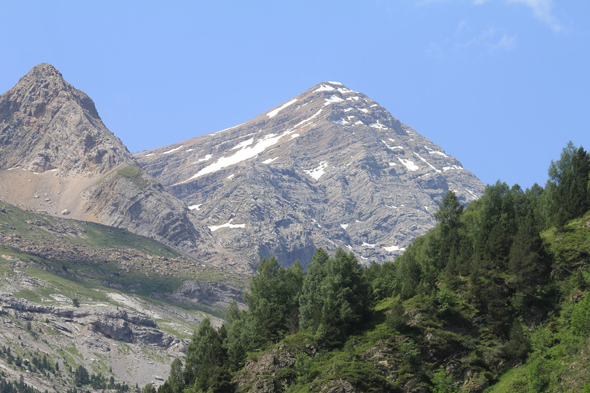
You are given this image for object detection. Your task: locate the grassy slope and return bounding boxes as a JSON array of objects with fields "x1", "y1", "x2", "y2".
[
  {"x1": 0, "y1": 200, "x2": 245, "y2": 390},
  {"x1": 236, "y1": 212, "x2": 590, "y2": 393},
  {"x1": 0, "y1": 200, "x2": 247, "y2": 320},
  {"x1": 485, "y1": 212, "x2": 590, "y2": 392}
]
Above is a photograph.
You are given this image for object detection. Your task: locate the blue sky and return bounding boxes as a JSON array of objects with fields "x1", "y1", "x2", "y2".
[{"x1": 1, "y1": 0, "x2": 588, "y2": 189}]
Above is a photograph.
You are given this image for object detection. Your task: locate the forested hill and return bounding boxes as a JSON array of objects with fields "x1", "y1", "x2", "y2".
[{"x1": 153, "y1": 141, "x2": 590, "y2": 393}]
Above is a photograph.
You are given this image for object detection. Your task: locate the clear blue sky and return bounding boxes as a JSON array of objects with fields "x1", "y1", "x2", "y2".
[{"x1": 1, "y1": 1, "x2": 588, "y2": 189}]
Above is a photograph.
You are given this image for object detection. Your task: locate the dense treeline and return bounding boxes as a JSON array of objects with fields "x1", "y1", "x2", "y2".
[
  {"x1": 157, "y1": 250, "x2": 372, "y2": 393},
  {"x1": 157, "y1": 141, "x2": 590, "y2": 392},
  {"x1": 0, "y1": 375, "x2": 40, "y2": 393}
]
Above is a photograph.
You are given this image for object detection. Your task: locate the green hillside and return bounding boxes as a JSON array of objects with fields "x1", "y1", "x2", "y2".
[
  {"x1": 0, "y1": 200, "x2": 248, "y2": 391},
  {"x1": 156, "y1": 141, "x2": 590, "y2": 393}
]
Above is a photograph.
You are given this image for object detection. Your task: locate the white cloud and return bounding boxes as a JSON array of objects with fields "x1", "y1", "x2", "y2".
[
  {"x1": 455, "y1": 20, "x2": 467, "y2": 35},
  {"x1": 455, "y1": 27, "x2": 496, "y2": 49},
  {"x1": 474, "y1": 0, "x2": 563, "y2": 32},
  {"x1": 490, "y1": 33, "x2": 517, "y2": 51},
  {"x1": 417, "y1": 0, "x2": 563, "y2": 32},
  {"x1": 426, "y1": 23, "x2": 516, "y2": 58}
]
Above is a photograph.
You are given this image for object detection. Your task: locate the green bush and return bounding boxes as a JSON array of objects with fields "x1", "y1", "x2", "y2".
[
  {"x1": 431, "y1": 366, "x2": 457, "y2": 393},
  {"x1": 571, "y1": 295, "x2": 590, "y2": 336}
]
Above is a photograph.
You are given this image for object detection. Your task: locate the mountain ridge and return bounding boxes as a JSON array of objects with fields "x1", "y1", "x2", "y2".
[
  {"x1": 137, "y1": 81, "x2": 484, "y2": 267},
  {"x1": 0, "y1": 64, "x2": 248, "y2": 271}
]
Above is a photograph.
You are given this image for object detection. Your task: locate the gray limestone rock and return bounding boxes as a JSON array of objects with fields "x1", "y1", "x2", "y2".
[
  {"x1": 137, "y1": 82, "x2": 485, "y2": 268},
  {"x1": 0, "y1": 64, "x2": 244, "y2": 269}
]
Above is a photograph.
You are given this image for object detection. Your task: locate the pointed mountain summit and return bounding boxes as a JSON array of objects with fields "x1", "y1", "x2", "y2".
[
  {"x1": 137, "y1": 81, "x2": 484, "y2": 267},
  {"x1": 0, "y1": 63, "x2": 131, "y2": 175},
  {"x1": 0, "y1": 64, "x2": 246, "y2": 271}
]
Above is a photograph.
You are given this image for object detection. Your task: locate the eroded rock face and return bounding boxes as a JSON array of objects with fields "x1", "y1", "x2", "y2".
[
  {"x1": 171, "y1": 280, "x2": 245, "y2": 308},
  {"x1": 137, "y1": 81, "x2": 485, "y2": 268},
  {"x1": 81, "y1": 166, "x2": 240, "y2": 268},
  {"x1": 0, "y1": 64, "x2": 247, "y2": 270},
  {"x1": 0, "y1": 63, "x2": 131, "y2": 175},
  {"x1": 0, "y1": 293, "x2": 173, "y2": 347}
]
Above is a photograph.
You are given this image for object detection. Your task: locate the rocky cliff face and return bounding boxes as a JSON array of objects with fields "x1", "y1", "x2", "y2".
[
  {"x1": 0, "y1": 64, "x2": 245, "y2": 270},
  {"x1": 137, "y1": 82, "x2": 484, "y2": 267},
  {"x1": 0, "y1": 63, "x2": 130, "y2": 175}
]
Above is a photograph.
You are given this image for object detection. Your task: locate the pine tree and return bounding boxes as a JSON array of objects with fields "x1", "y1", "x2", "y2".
[
  {"x1": 547, "y1": 142, "x2": 590, "y2": 227},
  {"x1": 243, "y1": 256, "x2": 303, "y2": 347},
  {"x1": 299, "y1": 248, "x2": 329, "y2": 330},
  {"x1": 315, "y1": 248, "x2": 370, "y2": 345}
]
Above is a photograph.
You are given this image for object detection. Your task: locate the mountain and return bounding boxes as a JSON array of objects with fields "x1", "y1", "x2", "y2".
[
  {"x1": 137, "y1": 81, "x2": 484, "y2": 268},
  {"x1": 0, "y1": 199, "x2": 247, "y2": 391},
  {"x1": 0, "y1": 64, "x2": 247, "y2": 272}
]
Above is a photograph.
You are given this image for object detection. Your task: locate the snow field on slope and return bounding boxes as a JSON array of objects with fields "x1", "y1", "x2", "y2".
[
  {"x1": 398, "y1": 158, "x2": 419, "y2": 171},
  {"x1": 267, "y1": 99, "x2": 298, "y2": 118},
  {"x1": 304, "y1": 161, "x2": 328, "y2": 180},
  {"x1": 179, "y1": 110, "x2": 324, "y2": 183},
  {"x1": 209, "y1": 219, "x2": 246, "y2": 232}
]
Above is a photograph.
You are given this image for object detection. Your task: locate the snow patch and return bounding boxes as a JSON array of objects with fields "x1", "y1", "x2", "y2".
[
  {"x1": 262, "y1": 157, "x2": 278, "y2": 164},
  {"x1": 327, "y1": 81, "x2": 342, "y2": 85},
  {"x1": 291, "y1": 134, "x2": 300, "y2": 139},
  {"x1": 337, "y1": 87, "x2": 355, "y2": 94},
  {"x1": 360, "y1": 108, "x2": 369, "y2": 113},
  {"x1": 227, "y1": 174, "x2": 235, "y2": 180},
  {"x1": 293, "y1": 109, "x2": 323, "y2": 129},
  {"x1": 316, "y1": 84, "x2": 335, "y2": 92},
  {"x1": 188, "y1": 204, "x2": 202, "y2": 211},
  {"x1": 209, "y1": 219, "x2": 245, "y2": 232},
  {"x1": 334, "y1": 118, "x2": 350, "y2": 125},
  {"x1": 354, "y1": 120, "x2": 365, "y2": 126},
  {"x1": 384, "y1": 245, "x2": 406, "y2": 252},
  {"x1": 370, "y1": 121, "x2": 387, "y2": 130},
  {"x1": 163, "y1": 145, "x2": 184, "y2": 154},
  {"x1": 145, "y1": 153, "x2": 155, "y2": 157},
  {"x1": 388, "y1": 162, "x2": 397, "y2": 167},
  {"x1": 382, "y1": 140, "x2": 403, "y2": 150},
  {"x1": 442, "y1": 165, "x2": 462, "y2": 172},
  {"x1": 340, "y1": 224, "x2": 349, "y2": 230},
  {"x1": 324, "y1": 95, "x2": 344, "y2": 106},
  {"x1": 414, "y1": 152, "x2": 441, "y2": 173},
  {"x1": 466, "y1": 189, "x2": 479, "y2": 199},
  {"x1": 232, "y1": 138, "x2": 254, "y2": 150},
  {"x1": 346, "y1": 244, "x2": 353, "y2": 251},
  {"x1": 304, "y1": 161, "x2": 328, "y2": 180},
  {"x1": 213, "y1": 123, "x2": 245, "y2": 134},
  {"x1": 425, "y1": 146, "x2": 448, "y2": 157},
  {"x1": 344, "y1": 108, "x2": 354, "y2": 112},
  {"x1": 182, "y1": 131, "x2": 296, "y2": 182},
  {"x1": 398, "y1": 158, "x2": 419, "y2": 171},
  {"x1": 197, "y1": 154, "x2": 213, "y2": 163},
  {"x1": 267, "y1": 99, "x2": 298, "y2": 118},
  {"x1": 362, "y1": 242, "x2": 376, "y2": 248},
  {"x1": 370, "y1": 104, "x2": 378, "y2": 107}
]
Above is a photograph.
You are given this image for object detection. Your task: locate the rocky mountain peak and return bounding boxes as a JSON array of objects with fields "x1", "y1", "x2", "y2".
[
  {"x1": 0, "y1": 65, "x2": 246, "y2": 271},
  {"x1": 21, "y1": 62, "x2": 64, "y2": 81},
  {"x1": 137, "y1": 82, "x2": 485, "y2": 268},
  {"x1": 0, "y1": 64, "x2": 128, "y2": 175}
]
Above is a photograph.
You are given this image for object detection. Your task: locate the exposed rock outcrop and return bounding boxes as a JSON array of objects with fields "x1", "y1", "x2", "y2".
[
  {"x1": 138, "y1": 81, "x2": 485, "y2": 268},
  {"x1": 0, "y1": 64, "x2": 247, "y2": 270},
  {"x1": 0, "y1": 63, "x2": 130, "y2": 175}
]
